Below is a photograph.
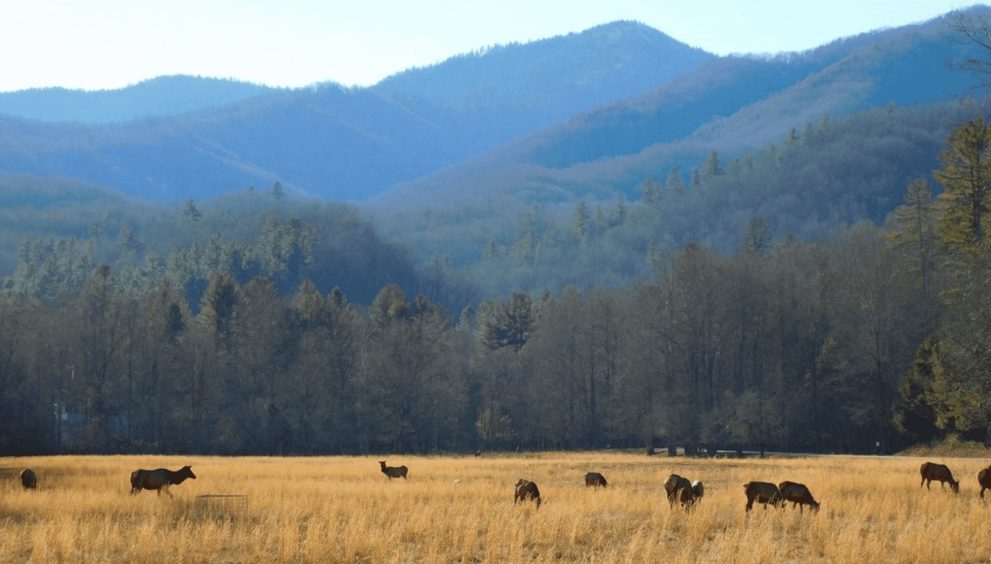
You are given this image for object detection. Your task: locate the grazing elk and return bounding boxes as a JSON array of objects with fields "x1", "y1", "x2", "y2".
[
  {"x1": 663, "y1": 473, "x2": 691, "y2": 506},
  {"x1": 514, "y1": 479, "x2": 541, "y2": 508},
  {"x1": 920, "y1": 462, "x2": 959, "y2": 493},
  {"x1": 585, "y1": 472, "x2": 608, "y2": 488},
  {"x1": 20, "y1": 468, "x2": 37, "y2": 489},
  {"x1": 676, "y1": 480, "x2": 704, "y2": 508},
  {"x1": 744, "y1": 481, "x2": 783, "y2": 512},
  {"x1": 979, "y1": 466, "x2": 991, "y2": 499},
  {"x1": 691, "y1": 480, "x2": 704, "y2": 502},
  {"x1": 130, "y1": 466, "x2": 196, "y2": 496},
  {"x1": 379, "y1": 460, "x2": 408, "y2": 480},
  {"x1": 664, "y1": 474, "x2": 705, "y2": 508},
  {"x1": 778, "y1": 481, "x2": 820, "y2": 513}
]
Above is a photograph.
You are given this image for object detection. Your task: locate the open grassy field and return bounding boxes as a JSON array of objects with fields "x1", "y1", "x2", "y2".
[{"x1": 0, "y1": 452, "x2": 988, "y2": 563}]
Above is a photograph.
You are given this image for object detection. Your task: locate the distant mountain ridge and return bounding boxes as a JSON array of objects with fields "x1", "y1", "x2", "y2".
[
  {"x1": 373, "y1": 21, "x2": 712, "y2": 122},
  {"x1": 372, "y1": 7, "x2": 987, "y2": 211},
  {"x1": 0, "y1": 8, "x2": 989, "y2": 207},
  {"x1": 0, "y1": 23, "x2": 716, "y2": 201},
  {"x1": 0, "y1": 75, "x2": 278, "y2": 123}
]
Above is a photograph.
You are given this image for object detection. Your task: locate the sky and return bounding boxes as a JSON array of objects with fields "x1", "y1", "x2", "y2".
[{"x1": 0, "y1": 0, "x2": 982, "y2": 92}]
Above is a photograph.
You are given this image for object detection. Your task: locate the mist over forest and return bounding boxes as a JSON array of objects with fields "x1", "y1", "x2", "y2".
[{"x1": 2, "y1": 7, "x2": 991, "y2": 456}]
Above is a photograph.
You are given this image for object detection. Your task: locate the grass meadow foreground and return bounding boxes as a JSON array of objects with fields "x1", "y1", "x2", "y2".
[{"x1": 1, "y1": 452, "x2": 989, "y2": 563}]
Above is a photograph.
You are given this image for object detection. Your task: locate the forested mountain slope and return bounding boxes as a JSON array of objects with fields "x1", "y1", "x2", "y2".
[{"x1": 376, "y1": 99, "x2": 991, "y2": 298}]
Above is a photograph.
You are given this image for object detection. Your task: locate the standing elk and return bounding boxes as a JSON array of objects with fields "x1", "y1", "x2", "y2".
[
  {"x1": 20, "y1": 468, "x2": 37, "y2": 489},
  {"x1": 379, "y1": 460, "x2": 408, "y2": 480},
  {"x1": 130, "y1": 466, "x2": 196, "y2": 496},
  {"x1": 663, "y1": 473, "x2": 690, "y2": 506},
  {"x1": 744, "y1": 481, "x2": 783, "y2": 511},
  {"x1": 978, "y1": 465, "x2": 991, "y2": 499},
  {"x1": 514, "y1": 479, "x2": 541, "y2": 508},
  {"x1": 585, "y1": 472, "x2": 608, "y2": 488},
  {"x1": 920, "y1": 462, "x2": 959, "y2": 493},
  {"x1": 778, "y1": 481, "x2": 820, "y2": 513}
]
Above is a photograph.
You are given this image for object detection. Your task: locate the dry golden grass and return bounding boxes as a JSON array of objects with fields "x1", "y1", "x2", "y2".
[{"x1": 0, "y1": 452, "x2": 988, "y2": 563}]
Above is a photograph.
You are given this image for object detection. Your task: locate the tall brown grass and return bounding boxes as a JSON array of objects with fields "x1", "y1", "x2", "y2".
[{"x1": 0, "y1": 452, "x2": 987, "y2": 562}]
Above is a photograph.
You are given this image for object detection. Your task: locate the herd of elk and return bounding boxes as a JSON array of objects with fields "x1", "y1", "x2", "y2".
[
  {"x1": 743, "y1": 481, "x2": 821, "y2": 513},
  {"x1": 8, "y1": 456, "x2": 990, "y2": 515}
]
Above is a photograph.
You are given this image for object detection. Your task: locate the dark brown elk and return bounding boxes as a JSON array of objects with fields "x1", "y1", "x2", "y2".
[
  {"x1": 130, "y1": 466, "x2": 196, "y2": 496},
  {"x1": 379, "y1": 460, "x2": 408, "y2": 479},
  {"x1": 514, "y1": 479, "x2": 541, "y2": 508},
  {"x1": 744, "y1": 481, "x2": 783, "y2": 511},
  {"x1": 664, "y1": 474, "x2": 694, "y2": 506},
  {"x1": 20, "y1": 468, "x2": 37, "y2": 489},
  {"x1": 585, "y1": 472, "x2": 608, "y2": 488},
  {"x1": 778, "y1": 481, "x2": 820, "y2": 513},
  {"x1": 978, "y1": 466, "x2": 991, "y2": 499},
  {"x1": 920, "y1": 462, "x2": 959, "y2": 493},
  {"x1": 691, "y1": 480, "x2": 704, "y2": 502}
]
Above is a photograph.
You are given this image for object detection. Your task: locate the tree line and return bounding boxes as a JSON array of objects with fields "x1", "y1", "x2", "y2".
[{"x1": 2, "y1": 117, "x2": 991, "y2": 455}]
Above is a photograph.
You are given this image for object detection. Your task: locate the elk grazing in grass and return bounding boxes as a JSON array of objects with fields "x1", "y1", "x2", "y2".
[
  {"x1": 664, "y1": 473, "x2": 700, "y2": 508},
  {"x1": 676, "y1": 480, "x2": 703, "y2": 508},
  {"x1": 778, "y1": 481, "x2": 820, "y2": 513},
  {"x1": 691, "y1": 480, "x2": 704, "y2": 502},
  {"x1": 744, "y1": 481, "x2": 783, "y2": 512},
  {"x1": 664, "y1": 474, "x2": 694, "y2": 507},
  {"x1": 20, "y1": 468, "x2": 37, "y2": 489},
  {"x1": 514, "y1": 479, "x2": 541, "y2": 508},
  {"x1": 979, "y1": 466, "x2": 991, "y2": 499},
  {"x1": 920, "y1": 462, "x2": 959, "y2": 493},
  {"x1": 130, "y1": 466, "x2": 196, "y2": 496},
  {"x1": 585, "y1": 472, "x2": 608, "y2": 488},
  {"x1": 379, "y1": 460, "x2": 408, "y2": 480}
]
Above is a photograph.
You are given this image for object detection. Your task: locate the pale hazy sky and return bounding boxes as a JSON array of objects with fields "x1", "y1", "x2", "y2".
[{"x1": 0, "y1": 0, "x2": 981, "y2": 92}]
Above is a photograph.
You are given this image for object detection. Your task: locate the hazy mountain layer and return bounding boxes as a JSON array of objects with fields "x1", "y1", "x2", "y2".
[
  {"x1": 0, "y1": 23, "x2": 714, "y2": 202},
  {"x1": 373, "y1": 9, "x2": 983, "y2": 212},
  {"x1": 0, "y1": 75, "x2": 277, "y2": 123}
]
